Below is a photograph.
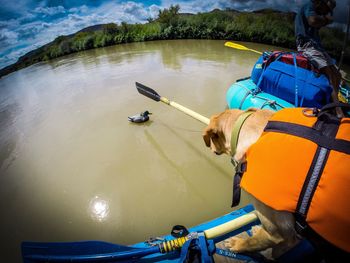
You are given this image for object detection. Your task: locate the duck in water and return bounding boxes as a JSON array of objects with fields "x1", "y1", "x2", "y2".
[{"x1": 128, "y1": 111, "x2": 152, "y2": 123}]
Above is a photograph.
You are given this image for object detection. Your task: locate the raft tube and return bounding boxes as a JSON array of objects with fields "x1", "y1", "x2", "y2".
[
  {"x1": 21, "y1": 204, "x2": 317, "y2": 262},
  {"x1": 226, "y1": 78, "x2": 294, "y2": 111},
  {"x1": 22, "y1": 205, "x2": 259, "y2": 262}
]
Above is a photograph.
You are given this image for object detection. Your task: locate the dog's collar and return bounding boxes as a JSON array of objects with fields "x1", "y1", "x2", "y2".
[{"x1": 230, "y1": 110, "x2": 254, "y2": 159}]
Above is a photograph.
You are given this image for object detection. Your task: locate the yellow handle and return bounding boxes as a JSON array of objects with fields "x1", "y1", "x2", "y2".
[
  {"x1": 158, "y1": 212, "x2": 258, "y2": 253},
  {"x1": 225, "y1": 41, "x2": 262, "y2": 55},
  {"x1": 204, "y1": 212, "x2": 258, "y2": 239},
  {"x1": 160, "y1": 97, "x2": 210, "y2": 125}
]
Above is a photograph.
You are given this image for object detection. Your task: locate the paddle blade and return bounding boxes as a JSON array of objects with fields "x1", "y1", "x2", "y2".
[
  {"x1": 224, "y1": 42, "x2": 249, "y2": 51},
  {"x1": 136, "y1": 82, "x2": 161, "y2": 102}
]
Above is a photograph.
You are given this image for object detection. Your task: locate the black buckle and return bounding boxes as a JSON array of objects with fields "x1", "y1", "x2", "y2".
[
  {"x1": 295, "y1": 220, "x2": 308, "y2": 234},
  {"x1": 295, "y1": 213, "x2": 308, "y2": 235},
  {"x1": 171, "y1": 225, "x2": 189, "y2": 238},
  {"x1": 235, "y1": 161, "x2": 247, "y2": 174},
  {"x1": 302, "y1": 108, "x2": 319, "y2": 117}
]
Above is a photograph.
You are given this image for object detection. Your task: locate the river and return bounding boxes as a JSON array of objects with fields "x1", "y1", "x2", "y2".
[{"x1": 0, "y1": 40, "x2": 347, "y2": 262}]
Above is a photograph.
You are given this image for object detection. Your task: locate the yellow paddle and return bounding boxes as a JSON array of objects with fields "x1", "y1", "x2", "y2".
[
  {"x1": 225, "y1": 41, "x2": 262, "y2": 55},
  {"x1": 136, "y1": 82, "x2": 210, "y2": 125}
]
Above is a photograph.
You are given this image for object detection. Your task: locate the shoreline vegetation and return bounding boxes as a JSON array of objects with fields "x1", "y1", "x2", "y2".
[{"x1": 0, "y1": 5, "x2": 349, "y2": 78}]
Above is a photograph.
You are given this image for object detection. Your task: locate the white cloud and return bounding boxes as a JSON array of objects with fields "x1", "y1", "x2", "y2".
[
  {"x1": 68, "y1": 5, "x2": 89, "y2": 14},
  {"x1": 17, "y1": 21, "x2": 52, "y2": 40},
  {"x1": 86, "y1": 1, "x2": 156, "y2": 24},
  {"x1": 160, "y1": 0, "x2": 225, "y2": 13},
  {"x1": 33, "y1": 5, "x2": 66, "y2": 16},
  {"x1": 0, "y1": 19, "x2": 20, "y2": 29},
  {"x1": 0, "y1": 28, "x2": 19, "y2": 48},
  {"x1": 122, "y1": 1, "x2": 150, "y2": 20},
  {"x1": 149, "y1": 4, "x2": 161, "y2": 18}
]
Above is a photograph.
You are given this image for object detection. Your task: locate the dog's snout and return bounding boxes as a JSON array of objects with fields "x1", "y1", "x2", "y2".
[{"x1": 214, "y1": 151, "x2": 221, "y2": 155}]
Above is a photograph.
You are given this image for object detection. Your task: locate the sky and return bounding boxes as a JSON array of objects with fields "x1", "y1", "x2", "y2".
[{"x1": 0, "y1": 0, "x2": 349, "y2": 69}]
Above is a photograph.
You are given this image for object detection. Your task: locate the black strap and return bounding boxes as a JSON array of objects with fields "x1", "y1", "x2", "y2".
[
  {"x1": 231, "y1": 162, "x2": 247, "y2": 207},
  {"x1": 317, "y1": 102, "x2": 350, "y2": 120},
  {"x1": 319, "y1": 102, "x2": 350, "y2": 113},
  {"x1": 236, "y1": 76, "x2": 251, "y2": 82},
  {"x1": 171, "y1": 225, "x2": 189, "y2": 238},
  {"x1": 264, "y1": 121, "x2": 350, "y2": 155},
  {"x1": 231, "y1": 174, "x2": 242, "y2": 208}
]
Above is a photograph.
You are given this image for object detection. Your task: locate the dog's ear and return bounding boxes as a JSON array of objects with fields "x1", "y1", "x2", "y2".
[
  {"x1": 203, "y1": 122, "x2": 218, "y2": 148},
  {"x1": 203, "y1": 129, "x2": 212, "y2": 147}
]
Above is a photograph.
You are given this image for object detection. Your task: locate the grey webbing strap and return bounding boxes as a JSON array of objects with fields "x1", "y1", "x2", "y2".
[{"x1": 295, "y1": 113, "x2": 341, "y2": 233}]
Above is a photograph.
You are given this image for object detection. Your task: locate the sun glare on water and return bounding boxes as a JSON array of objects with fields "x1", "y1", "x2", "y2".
[{"x1": 89, "y1": 196, "x2": 110, "y2": 222}]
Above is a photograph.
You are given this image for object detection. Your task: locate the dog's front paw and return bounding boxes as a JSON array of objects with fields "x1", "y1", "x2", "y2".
[{"x1": 224, "y1": 236, "x2": 246, "y2": 253}]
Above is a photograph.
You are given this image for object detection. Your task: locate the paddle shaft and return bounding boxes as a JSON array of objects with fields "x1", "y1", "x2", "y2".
[
  {"x1": 160, "y1": 97, "x2": 210, "y2": 125},
  {"x1": 247, "y1": 49, "x2": 262, "y2": 55},
  {"x1": 225, "y1": 41, "x2": 262, "y2": 55}
]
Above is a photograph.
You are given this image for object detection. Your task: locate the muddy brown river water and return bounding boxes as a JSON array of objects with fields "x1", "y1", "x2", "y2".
[{"x1": 1, "y1": 40, "x2": 347, "y2": 262}]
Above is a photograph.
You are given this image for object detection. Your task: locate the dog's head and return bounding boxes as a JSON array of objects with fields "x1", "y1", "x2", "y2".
[{"x1": 202, "y1": 109, "x2": 243, "y2": 155}]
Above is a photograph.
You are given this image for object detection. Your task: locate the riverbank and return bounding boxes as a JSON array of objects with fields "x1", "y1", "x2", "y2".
[{"x1": 0, "y1": 6, "x2": 348, "y2": 78}]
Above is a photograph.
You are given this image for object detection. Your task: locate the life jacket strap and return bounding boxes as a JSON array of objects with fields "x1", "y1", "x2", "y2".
[
  {"x1": 230, "y1": 110, "x2": 255, "y2": 157},
  {"x1": 264, "y1": 120, "x2": 350, "y2": 154},
  {"x1": 230, "y1": 111, "x2": 254, "y2": 208},
  {"x1": 231, "y1": 161, "x2": 247, "y2": 207}
]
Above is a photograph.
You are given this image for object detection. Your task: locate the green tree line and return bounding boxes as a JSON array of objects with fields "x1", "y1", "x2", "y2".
[{"x1": 1, "y1": 5, "x2": 348, "y2": 78}]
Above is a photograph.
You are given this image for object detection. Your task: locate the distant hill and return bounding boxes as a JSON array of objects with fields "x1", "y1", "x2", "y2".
[
  {"x1": 77, "y1": 24, "x2": 106, "y2": 33},
  {"x1": 0, "y1": 7, "x2": 348, "y2": 78}
]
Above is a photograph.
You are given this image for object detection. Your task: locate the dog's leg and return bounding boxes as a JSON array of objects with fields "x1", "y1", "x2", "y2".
[
  {"x1": 230, "y1": 193, "x2": 300, "y2": 256},
  {"x1": 225, "y1": 225, "x2": 283, "y2": 253},
  {"x1": 215, "y1": 232, "x2": 273, "y2": 262}
]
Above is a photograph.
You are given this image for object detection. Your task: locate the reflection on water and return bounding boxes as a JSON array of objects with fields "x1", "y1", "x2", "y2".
[
  {"x1": 89, "y1": 196, "x2": 110, "y2": 222},
  {"x1": 1, "y1": 40, "x2": 348, "y2": 262}
]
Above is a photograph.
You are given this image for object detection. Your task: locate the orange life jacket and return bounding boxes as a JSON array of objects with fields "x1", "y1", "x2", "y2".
[{"x1": 241, "y1": 107, "x2": 350, "y2": 252}]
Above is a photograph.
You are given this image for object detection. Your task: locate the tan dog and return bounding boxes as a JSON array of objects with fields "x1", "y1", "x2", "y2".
[{"x1": 203, "y1": 109, "x2": 300, "y2": 259}]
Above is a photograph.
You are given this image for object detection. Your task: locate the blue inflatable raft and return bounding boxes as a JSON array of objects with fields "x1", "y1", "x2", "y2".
[
  {"x1": 21, "y1": 205, "x2": 257, "y2": 262},
  {"x1": 21, "y1": 204, "x2": 316, "y2": 262}
]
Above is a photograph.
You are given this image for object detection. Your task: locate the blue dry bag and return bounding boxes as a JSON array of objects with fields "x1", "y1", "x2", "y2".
[{"x1": 256, "y1": 53, "x2": 332, "y2": 108}]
